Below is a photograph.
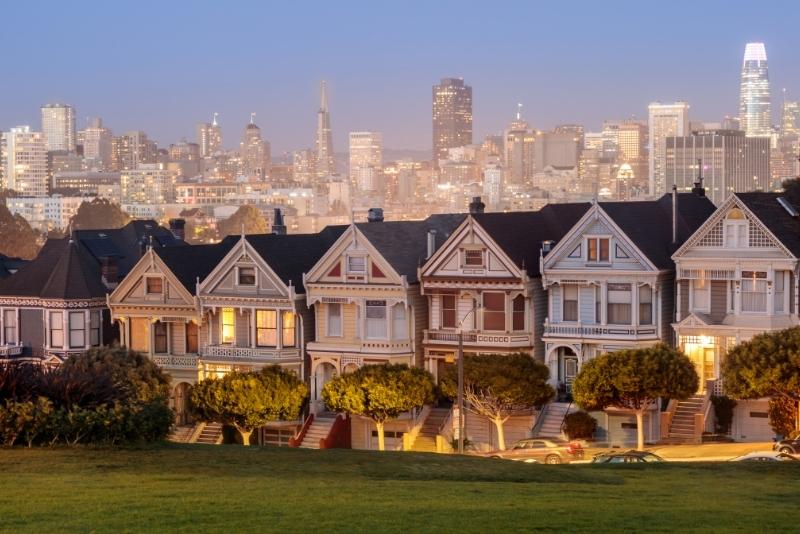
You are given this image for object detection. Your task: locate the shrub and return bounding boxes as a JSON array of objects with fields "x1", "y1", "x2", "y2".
[
  {"x1": 710, "y1": 395, "x2": 737, "y2": 434},
  {"x1": 768, "y1": 397, "x2": 797, "y2": 438},
  {"x1": 562, "y1": 411, "x2": 597, "y2": 440}
]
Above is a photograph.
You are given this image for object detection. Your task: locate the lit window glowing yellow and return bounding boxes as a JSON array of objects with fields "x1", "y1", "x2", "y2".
[{"x1": 221, "y1": 308, "x2": 235, "y2": 344}]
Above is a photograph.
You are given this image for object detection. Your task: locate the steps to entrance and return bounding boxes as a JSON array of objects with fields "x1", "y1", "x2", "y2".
[
  {"x1": 534, "y1": 402, "x2": 576, "y2": 438},
  {"x1": 665, "y1": 395, "x2": 705, "y2": 443},
  {"x1": 195, "y1": 422, "x2": 224, "y2": 445},
  {"x1": 409, "y1": 407, "x2": 451, "y2": 452},
  {"x1": 299, "y1": 417, "x2": 336, "y2": 449},
  {"x1": 167, "y1": 424, "x2": 195, "y2": 443}
]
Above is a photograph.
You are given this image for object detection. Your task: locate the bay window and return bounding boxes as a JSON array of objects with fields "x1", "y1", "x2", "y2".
[
  {"x1": 256, "y1": 310, "x2": 277, "y2": 347},
  {"x1": 441, "y1": 295, "x2": 456, "y2": 329},
  {"x1": 327, "y1": 303, "x2": 342, "y2": 336},
  {"x1": 50, "y1": 311, "x2": 64, "y2": 348},
  {"x1": 741, "y1": 271, "x2": 767, "y2": 313},
  {"x1": 282, "y1": 311, "x2": 296, "y2": 347},
  {"x1": 153, "y1": 321, "x2": 168, "y2": 353},
  {"x1": 639, "y1": 285, "x2": 653, "y2": 325},
  {"x1": 483, "y1": 292, "x2": 506, "y2": 331},
  {"x1": 692, "y1": 279, "x2": 710, "y2": 312},
  {"x1": 366, "y1": 300, "x2": 387, "y2": 339},
  {"x1": 2, "y1": 309, "x2": 17, "y2": 345},
  {"x1": 512, "y1": 295, "x2": 525, "y2": 331},
  {"x1": 69, "y1": 312, "x2": 86, "y2": 349},
  {"x1": 221, "y1": 308, "x2": 235, "y2": 344},
  {"x1": 562, "y1": 285, "x2": 578, "y2": 322},
  {"x1": 607, "y1": 283, "x2": 631, "y2": 325},
  {"x1": 393, "y1": 303, "x2": 407, "y2": 339}
]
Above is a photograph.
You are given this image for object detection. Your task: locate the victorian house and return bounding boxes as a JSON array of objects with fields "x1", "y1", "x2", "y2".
[{"x1": 672, "y1": 192, "x2": 800, "y2": 442}]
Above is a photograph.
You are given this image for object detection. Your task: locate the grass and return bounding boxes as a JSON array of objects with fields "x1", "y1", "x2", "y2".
[{"x1": 0, "y1": 444, "x2": 798, "y2": 532}]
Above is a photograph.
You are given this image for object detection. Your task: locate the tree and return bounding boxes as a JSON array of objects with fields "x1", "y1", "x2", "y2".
[
  {"x1": 573, "y1": 344, "x2": 698, "y2": 450},
  {"x1": 70, "y1": 198, "x2": 131, "y2": 230},
  {"x1": 0, "y1": 204, "x2": 42, "y2": 260},
  {"x1": 217, "y1": 205, "x2": 268, "y2": 238},
  {"x1": 190, "y1": 366, "x2": 308, "y2": 446},
  {"x1": 440, "y1": 353, "x2": 554, "y2": 450},
  {"x1": 722, "y1": 327, "x2": 800, "y2": 434},
  {"x1": 322, "y1": 364, "x2": 435, "y2": 451}
]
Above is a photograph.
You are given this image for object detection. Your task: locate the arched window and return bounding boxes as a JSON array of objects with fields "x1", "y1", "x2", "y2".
[{"x1": 724, "y1": 208, "x2": 747, "y2": 248}]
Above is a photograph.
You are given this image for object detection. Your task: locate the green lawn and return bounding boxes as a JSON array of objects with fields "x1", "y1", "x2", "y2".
[{"x1": 0, "y1": 444, "x2": 797, "y2": 532}]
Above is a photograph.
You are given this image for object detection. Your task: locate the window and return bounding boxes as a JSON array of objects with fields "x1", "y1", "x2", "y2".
[
  {"x1": 2, "y1": 309, "x2": 17, "y2": 345},
  {"x1": 282, "y1": 311, "x2": 296, "y2": 347},
  {"x1": 607, "y1": 283, "x2": 631, "y2": 325},
  {"x1": 327, "y1": 303, "x2": 342, "y2": 336},
  {"x1": 483, "y1": 292, "x2": 506, "y2": 331},
  {"x1": 587, "y1": 238, "x2": 610, "y2": 262},
  {"x1": 563, "y1": 285, "x2": 578, "y2": 322},
  {"x1": 775, "y1": 271, "x2": 786, "y2": 313},
  {"x1": 393, "y1": 303, "x2": 407, "y2": 339},
  {"x1": 90, "y1": 311, "x2": 101, "y2": 346},
  {"x1": 50, "y1": 311, "x2": 64, "y2": 348},
  {"x1": 724, "y1": 209, "x2": 747, "y2": 248},
  {"x1": 153, "y1": 321, "x2": 168, "y2": 353},
  {"x1": 512, "y1": 295, "x2": 525, "y2": 331},
  {"x1": 595, "y1": 286, "x2": 601, "y2": 323},
  {"x1": 692, "y1": 279, "x2": 709, "y2": 312},
  {"x1": 464, "y1": 249, "x2": 483, "y2": 267},
  {"x1": 639, "y1": 285, "x2": 653, "y2": 325},
  {"x1": 347, "y1": 256, "x2": 366, "y2": 273},
  {"x1": 129, "y1": 317, "x2": 149, "y2": 353},
  {"x1": 441, "y1": 295, "x2": 456, "y2": 329},
  {"x1": 69, "y1": 312, "x2": 85, "y2": 349},
  {"x1": 256, "y1": 310, "x2": 277, "y2": 347},
  {"x1": 237, "y1": 266, "x2": 256, "y2": 286},
  {"x1": 145, "y1": 277, "x2": 163, "y2": 294},
  {"x1": 741, "y1": 271, "x2": 767, "y2": 313},
  {"x1": 366, "y1": 300, "x2": 387, "y2": 339},
  {"x1": 186, "y1": 322, "x2": 198, "y2": 353},
  {"x1": 221, "y1": 308, "x2": 235, "y2": 344}
]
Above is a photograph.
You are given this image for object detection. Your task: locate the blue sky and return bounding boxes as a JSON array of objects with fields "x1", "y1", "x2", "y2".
[{"x1": 1, "y1": 1, "x2": 798, "y2": 154}]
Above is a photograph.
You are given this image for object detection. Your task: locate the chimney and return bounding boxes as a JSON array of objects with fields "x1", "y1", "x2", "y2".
[
  {"x1": 542, "y1": 240, "x2": 555, "y2": 254},
  {"x1": 367, "y1": 207, "x2": 384, "y2": 223},
  {"x1": 672, "y1": 185, "x2": 678, "y2": 244},
  {"x1": 469, "y1": 196, "x2": 485, "y2": 214},
  {"x1": 169, "y1": 218, "x2": 186, "y2": 241},
  {"x1": 692, "y1": 158, "x2": 706, "y2": 197},
  {"x1": 426, "y1": 230, "x2": 437, "y2": 259},
  {"x1": 101, "y1": 256, "x2": 119, "y2": 289},
  {"x1": 272, "y1": 208, "x2": 287, "y2": 235}
]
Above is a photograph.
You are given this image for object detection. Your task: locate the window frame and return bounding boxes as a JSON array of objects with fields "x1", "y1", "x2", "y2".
[
  {"x1": 221, "y1": 307, "x2": 236, "y2": 344},
  {"x1": 365, "y1": 300, "x2": 388, "y2": 340},
  {"x1": 392, "y1": 303, "x2": 408, "y2": 339},
  {"x1": 482, "y1": 292, "x2": 506, "y2": 332},
  {"x1": 2, "y1": 309, "x2": 17, "y2": 345},
  {"x1": 327, "y1": 303, "x2": 343, "y2": 337},
  {"x1": 282, "y1": 311, "x2": 296, "y2": 347},
  {"x1": 562, "y1": 285, "x2": 579, "y2": 322},
  {"x1": 463, "y1": 249, "x2": 484, "y2": 267},
  {"x1": 347, "y1": 255, "x2": 366, "y2": 274},
  {"x1": 153, "y1": 321, "x2": 168, "y2": 354},
  {"x1": 606, "y1": 283, "x2": 632, "y2": 325},
  {"x1": 740, "y1": 271, "x2": 768, "y2": 314},
  {"x1": 89, "y1": 310, "x2": 101, "y2": 346},
  {"x1": 256, "y1": 309, "x2": 278, "y2": 347},
  {"x1": 512, "y1": 295, "x2": 526, "y2": 331},
  {"x1": 237, "y1": 266, "x2": 256, "y2": 286},
  {"x1": 587, "y1": 237, "x2": 610, "y2": 263},
  {"x1": 441, "y1": 295, "x2": 457, "y2": 329},
  {"x1": 49, "y1": 311, "x2": 64, "y2": 348},
  {"x1": 691, "y1": 278, "x2": 710, "y2": 313},
  {"x1": 186, "y1": 321, "x2": 199, "y2": 353},
  {"x1": 145, "y1": 276, "x2": 164, "y2": 295},
  {"x1": 639, "y1": 285, "x2": 653, "y2": 325}
]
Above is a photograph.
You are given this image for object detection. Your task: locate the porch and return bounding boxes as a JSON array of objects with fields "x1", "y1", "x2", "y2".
[{"x1": 543, "y1": 320, "x2": 658, "y2": 341}]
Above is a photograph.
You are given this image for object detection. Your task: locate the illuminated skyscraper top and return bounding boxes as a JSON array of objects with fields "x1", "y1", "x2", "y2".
[
  {"x1": 315, "y1": 80, "x2": 335, "y2": 177},
  {"x1": 739, "y1": 42, "x2": 772, "y2": 137},
  {"x1": 432, "y1": 78, "x2": 473, "y2": 167}
]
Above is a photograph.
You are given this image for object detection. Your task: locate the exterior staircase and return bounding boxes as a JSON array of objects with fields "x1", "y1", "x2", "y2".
[
  {"x1": 533, "y1": 402, "x2": 575, "y2": 438},
  {"x1": 409, "y1": 407, "x2": 451, "y2": 452},
  {"x1": 299, "y1": 416, "x2": 336, "y2": 449},
  {"x1": 664, "y1": 395, "x2": 705, "y2": 444},
  {"x1": 167, "y1": 424, "x2": 195, "y2": 443},
  {"x1": 195, "y1": 422, "x2": 224, "y2": 445}
]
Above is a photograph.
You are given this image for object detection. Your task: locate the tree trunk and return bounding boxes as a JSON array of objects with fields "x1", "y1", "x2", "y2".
[
  {"x1": 239, "y1": 429, "x2": 253, "y2": 446},
  {"x1": 636, "y1": 411, "x2": 645, "y2": 451},
  {"x1": 375, "y1": 421, "x2": 385, "y2": 451},
  {"x1": 493, "y1": 417, "x2": 506, "y2": 451}
]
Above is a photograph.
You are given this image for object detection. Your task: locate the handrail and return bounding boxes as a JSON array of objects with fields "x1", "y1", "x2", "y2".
[
  {"x1": 288, "y1": 414, "x2": 315, "y2": 447},
  {"x1": 436, "y1": 408, "x2": 455, "y2": 453},
  {"x1": 320, "y1": 414, "x2": 351, "y2": 449},
  {"x1": 530, "y1": 403, "x2": 549, "y2": 437},
  {"x1": 403, "y1": 405, "x2": 431, "y2": 451},
  {"x1": 558, "y1": 400, "x2": 573, "y2": 436}
]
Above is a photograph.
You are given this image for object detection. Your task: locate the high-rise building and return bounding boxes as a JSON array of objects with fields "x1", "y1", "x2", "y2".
[
  {"x1": 432, "y1": 78, "x2": 473, "y2": 166},
  {"x1": 315, "y1": 81, "x2": 335, "y2": 177},
  {"x1": 81, "y1": 118, "x2": 113, "y2": 170},
  {"x1": 293, "y1": 148, "x2": 317, "y2": 184},
  {"x1": 112, "y1": 131, "x2": 157, "y2": 171},
  {"x1": 41, "y1": 103, "x2": 76, "y2": 152},
  {"x1": 0, "y1": 126, "x2": 49, "y2": 196},
  {"x1": 665, "y1": 130, "x2": 770, "y2": 205},
  {"x1": 240, "y1": 114, "x2": 271, "y2": 180},
  {"x1": 348, "y1": 131, "x2": 382, "y2": 184},
  {"x1": 617, "y1": 121, "x2": 648, "y2": 190},
  {"x1": 196, "y1": 113, "x2": 222, "y2": 157},
  {"x1": 504, "y1": 104, "x2": 535, "y2": 186},
  {"x1": 120, "y1": 164, "x2": 178, "y2": 204},
  {"x1": 739, "y1": 42, "x2": 772, "y2": 138},
  {"x1": 781, "y1": 95, "x2": 800, "y2": 137},
  {"x1": 648, "y1": 101, "x2": 690, "y2": 196}
]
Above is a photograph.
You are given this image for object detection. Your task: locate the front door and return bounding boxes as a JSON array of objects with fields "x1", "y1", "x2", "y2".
[
  {"x1": 687, "y1": 344, "x2": 716, "y2": 393},
  {"x1": 564, "y1": 356, "x2": 578, "y2": 393}
]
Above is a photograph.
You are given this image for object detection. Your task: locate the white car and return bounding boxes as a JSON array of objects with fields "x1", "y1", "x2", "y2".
[{"x1": 729, "y1": 451, "x2": 799, "y2": 462}]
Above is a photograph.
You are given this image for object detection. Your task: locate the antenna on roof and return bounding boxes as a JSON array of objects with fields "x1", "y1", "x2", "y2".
[
  {"x1": 250, "y1": 112, "x2": 256, "y2": 125},
  {"x1": 148, "y1": 234, "x2": 153, "y2": 250},
  {"x1": 692, "y1": 158, "x2": 706, "y2": 197}
]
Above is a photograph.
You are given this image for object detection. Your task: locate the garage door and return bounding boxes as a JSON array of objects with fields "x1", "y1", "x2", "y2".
[{"x1": 733, "y1": 400, "x2": 773, "y2": 442}]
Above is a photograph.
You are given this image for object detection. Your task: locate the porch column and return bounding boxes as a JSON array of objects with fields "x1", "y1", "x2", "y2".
[
  {"x1": 632, "y1": 284, "x2": 639, "y2": 326},
  {"x1": 250, "y1": 308, "x2": 256, "y2": 348},
  {"x1": 600, "y1": 281, "x2": 607, "y2": 325}
]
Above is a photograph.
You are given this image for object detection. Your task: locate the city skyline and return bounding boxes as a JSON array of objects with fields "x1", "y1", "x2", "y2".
[{"x1": 1, "y1": 1, "x2": 799, "y2": 153}]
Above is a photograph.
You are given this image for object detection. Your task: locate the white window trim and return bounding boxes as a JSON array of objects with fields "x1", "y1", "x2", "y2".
[
  {"x1": 144, "y1": 275, "x2": 165, "y2": 296},
  {"x1": 585, "y1": 235, "x2": 612, "y2": 264},
  {"x1": 365, "y1": 300, "x2": 388, "y2": 340},
  {"x1": 462, "y1": 248, "x2": 485, "y2": 268},
  {"x1": 690, "y1": 279, "x2": 711, "y2": 314},
  {"x1": 561, "y1": 285, "x2": 579, "y2": 323},
  {"x1": 346, "y1": 255, "x2": 367, "y2": 274},
  {"x1": 236, "y1": 265, "x2": 257, "y2": 287},
  {"x1": 327, "y1": 303, "x2": 343, "y2": 337},
  {"x1": 1, "y1": 308, "x2": 19, "y2": 346}
]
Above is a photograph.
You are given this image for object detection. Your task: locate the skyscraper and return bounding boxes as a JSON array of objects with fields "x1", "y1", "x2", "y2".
[
  {"x1": 504, "y1": 104, "x2": 535, "y2": 186},
  {"x1": 112, "y1": 131, "x2": 157, "y2": 171},
  {"x1": 240, "y1": 113, "x2": 270, "y2": 180},
  {"x1": 0, "y1": 126, "x2": 49, "y2": 196},
  {"x1": 781, "y1": 93, "x2": 800, "y2": 136},
  {"x1": 196, "y1": 113, "x2": 222, "y2": 157},
  {"x1": 648, "y1": 101, "x2": 690, "y2": 196},
  {"x1": 739, "y1": 42, "x2": 772, "y2": 138},
  {"x1": 432, "y1": 78, "x2": 473, "y2": 167},
  {"x1": 315, "y1": 81, "x2": 335, "y2": 177},
  {"x1": 41, "y1": 103, "x2": 76, "y2": 152},
  {"x1": 81, "y1": 118, "x2": 113, "y2": 170},
  {"x1": 348, "y1": 131, "x2": 382, "y2": 184}
]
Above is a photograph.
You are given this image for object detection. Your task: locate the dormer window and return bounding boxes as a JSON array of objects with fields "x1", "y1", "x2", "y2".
[
  {"x1": 464, "y1": 249, "x2": 484, "y2": 267},
  {"x1": 723, "y1": 208, "x2": 747, "y2": 248},
  {"x1": 587, "y1": 238, "x2": 609, "y2": 262},
  {"x1": 145, "y1": 277, "x2": 163, "y2": 294},
  {"x1": 347, "y1": 256, "x2": 366, "y2": 273},
  {"x1": 237, "y1": 266, "x2": 256, "y2": 286}
]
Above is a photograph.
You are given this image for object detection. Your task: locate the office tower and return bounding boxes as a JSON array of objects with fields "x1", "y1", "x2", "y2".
[
  {"x1": 781, "y1": 95, "x2": 800, "y2": 136},
  {"x1": 483, "y1": 157, "x2": 504, "y2": 210},
  {"x1": 534, "y1": 129, "x2": 581, "y2": 171},
  {"x1": 504, "y1": 104, "x2": 535, "y2": 186},
  {"x1": 315, "y1": 81, "x2": 335, "y2": 177},
  {"x1": 240, "y1": 113, "x2": 271, "y2": 180},
  {"x1": 601, "y1": 121, "x2": 620, "y2": 160},
  {"x1": 293, "y1": 148, "x2": 317, "y2": 184},
  {"x1": 617, "y1": 121, "x2": 648, "y2": 190},
  {"x1": 81, "y1": 118, "x2": 113, "y2": 170},
  {"x1": 120, "y1": 164, "x2": 178, "y2": 204},
  {"x1": 40, "y1": 103, "x2": 76, "y2": 152},
  {"x1": 348, "y1": 131, "x2": 382, "y2": 184},
  {"x1": 739, "y1": 43, "x2": 772, "y2": 138},
  {"x1": 648, "y1": 101, "x2": 690, "y2": 196},
  {"x1": 432, "y1": 78, "x2": 473, "y2": 166},
  {"x1": 196, "y1": 113, "x2": 222, "y2": 157},
  {"x1": 112, "y1": 131, "x2": 157, "y2": 171},
  {"x1": 665, "y1": 130, "x2": 770, "y2": 205},
  {"x1": 0, "y1": 126, "x2": 49, "y2": 196}
]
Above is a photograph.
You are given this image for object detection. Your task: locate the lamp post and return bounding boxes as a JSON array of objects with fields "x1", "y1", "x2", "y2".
[{"x1": 457, "y1": 304, "x2": 482, "y2": 454}]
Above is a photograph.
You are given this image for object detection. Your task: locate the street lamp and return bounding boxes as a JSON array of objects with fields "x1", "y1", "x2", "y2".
[{"x1": 457, "y1": 304, "x2": 482, "y2": 454}]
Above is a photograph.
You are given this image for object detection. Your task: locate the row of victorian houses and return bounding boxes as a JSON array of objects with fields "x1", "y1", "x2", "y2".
[{"x1": 0, "y1": 183, "x2": 797, "y2": 449}]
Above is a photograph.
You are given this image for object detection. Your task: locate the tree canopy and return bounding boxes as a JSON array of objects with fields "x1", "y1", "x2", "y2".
[
  {"x1": 0, "y1": 204, "x2": 42, "y2": 260},
  {"x1": 573, "y1": 344, "x2": 698, "y2": 450},
  {"x1": 70, "y1": 198, "x2": 131, "y2": 230},
  {"x1": 190, "y1": 366, "x2": 308, "y2": 445},
  {"x1": 440, "y1": 353, "x2": 554, "y2": 450},
  {"x1": 322, "y1": 364, "x2": 435, "y2": 451},
  {"x1": 217, "y1": 205, "x2": 268, "y2": 237}
]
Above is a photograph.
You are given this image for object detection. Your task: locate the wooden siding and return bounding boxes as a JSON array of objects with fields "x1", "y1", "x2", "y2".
[
  {"x1": 531, "y1": 283, "x2": 547, "y2": 361},
  {"x1": 659, "y1": 274, "x2": 675, "y2": 344}
]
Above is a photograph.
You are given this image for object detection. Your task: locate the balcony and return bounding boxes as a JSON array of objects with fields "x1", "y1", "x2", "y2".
[
  {"x1": 152, "y1": 354, "x2": 199, "y2": 369},
  {"x1": 423, "y1": 329, "x2": 533, "y2": 349},
  {"x1": 0, "y1": 344, "x2": 23, "y2": 358},
  {"x1": 199, "y1": 345, "x2": 301, "y2": 364},
  {"x1": 543, "y1": 320, "x2": 658, "y2": 341}
]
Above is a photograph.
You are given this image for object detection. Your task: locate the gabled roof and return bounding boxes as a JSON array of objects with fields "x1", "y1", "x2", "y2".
[
  {"x1": 599, "y1": 193, "x2": 716, "y2": 269},
  {"x1": 154, "y1": 241, "x2": 236, "y2": 293},
  {"x1": 735, "y1": 192, "x2": 800, "y2": 257},
  {"x1": 354, "y1": 214, "x2": 466, "y2": 283},
  {"x1": 472, "y1": 203, "x2": 592, "y2": 276}
]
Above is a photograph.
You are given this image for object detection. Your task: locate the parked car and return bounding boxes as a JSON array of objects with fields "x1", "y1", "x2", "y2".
[
  {"x1": 483, "y1": 438, "x2": 584, "y2": 464},
  {"x1": 730, "y1": 451, "x2": 799, "y2": 462},
  {"x1": 592, "y1": 450, "x2": 664, "y2": 464},
  {"x1": 772, "y1": 431, "x2": 800, "y2": 454}
]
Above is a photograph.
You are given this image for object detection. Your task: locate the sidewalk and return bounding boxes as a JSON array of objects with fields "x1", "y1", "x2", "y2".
[{"x1": 583, "y1": 442, "x2": 775, "y2": 462}]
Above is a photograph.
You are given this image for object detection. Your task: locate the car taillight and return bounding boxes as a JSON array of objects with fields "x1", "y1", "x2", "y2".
[{"x1": 567, "y1": 442, "x2": 581, "y2": 453}]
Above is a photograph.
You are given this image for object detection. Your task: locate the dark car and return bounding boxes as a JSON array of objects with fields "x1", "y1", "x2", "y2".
[
  {"x1": 592, "y1": 450, "x2": 664, "y2": 464},
  {"x1": 773, "y1": 431, "x2": 800, "y2": 454},
  {"x1": 483, "y1": 438, "x2": 584, "y2": 464}
]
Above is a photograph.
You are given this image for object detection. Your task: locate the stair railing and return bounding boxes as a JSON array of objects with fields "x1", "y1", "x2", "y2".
[
  {"x1": 288, "y1": 414, "x2": 315, "y2": 447},
  {"x1": 660, "y1": 399, "x2": 678, "y2": 440},
  {"x1": 558, "y1": 400, "x2": 573, "y2": 437},
  {"x1": 403, "y1": 405, "x2": 431, "y2": 451},
  {"x1": 188, "y1": 422, "x2": 206, "y2": 444},
  {"x1": 530, "y1": 402, "x2": 551, "y2": 438},
  {"x1": 436, "y1": 409, "x2": 455, "y2": 453},
  {"x1": 320, "y1": 414, "x2": 351, "y2": 449}
]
